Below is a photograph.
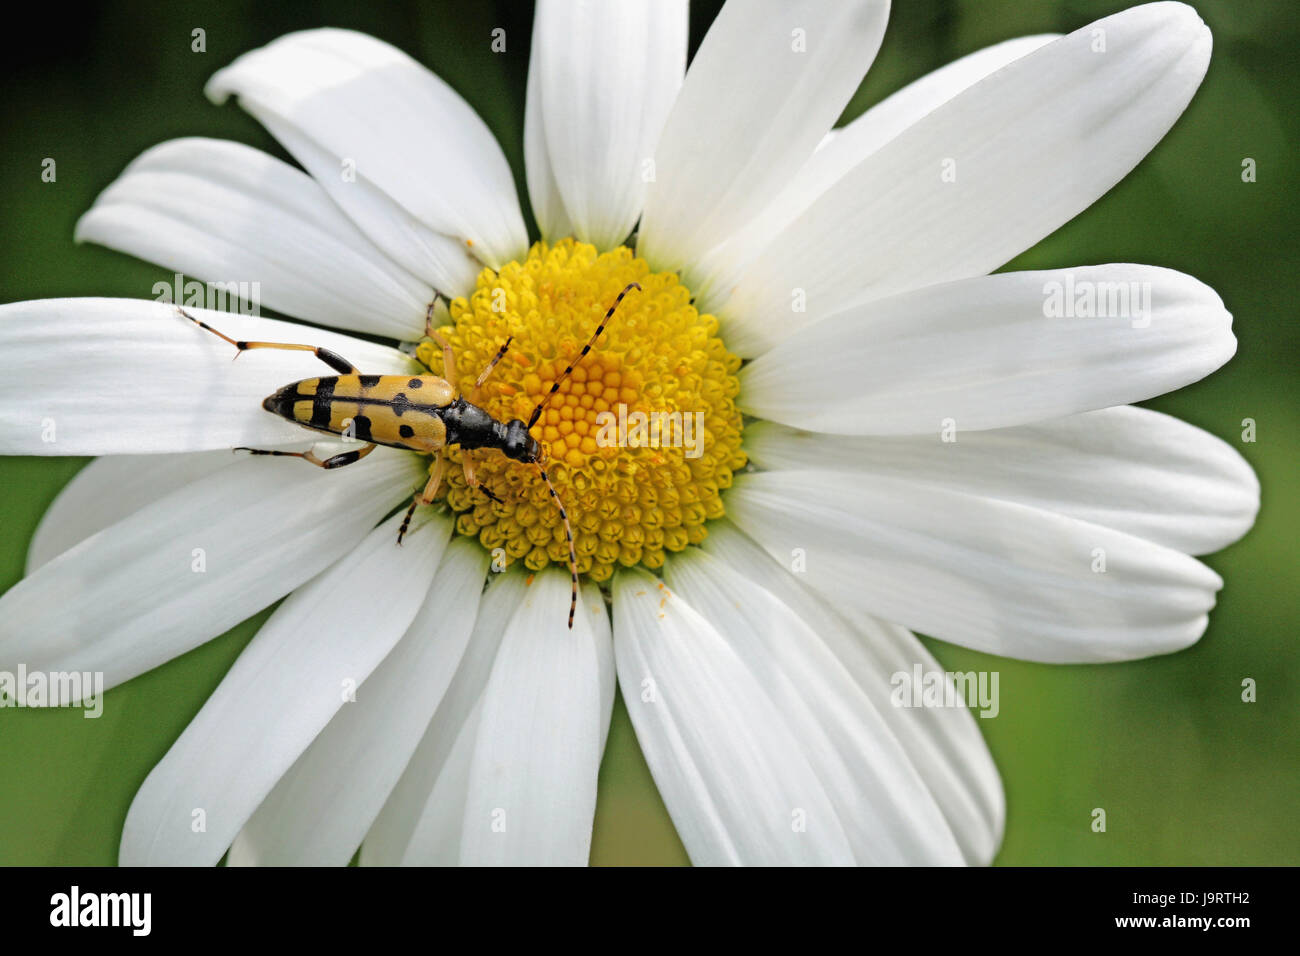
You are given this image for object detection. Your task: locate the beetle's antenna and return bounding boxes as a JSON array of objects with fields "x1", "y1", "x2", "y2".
[
  {"x1": 534, "y1": 460, "x2": 578, "y2": 629},
  {"x1": 527, "y1": 282, "x2": 641, "y2": 430}
]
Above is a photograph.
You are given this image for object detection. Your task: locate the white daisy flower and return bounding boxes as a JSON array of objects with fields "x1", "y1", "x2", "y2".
[{"x1": 0, "y1": 0, "x2": 1258, "y2": 867}]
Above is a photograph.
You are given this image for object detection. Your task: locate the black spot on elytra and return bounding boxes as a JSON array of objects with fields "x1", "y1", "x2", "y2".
[
  {"x1": 358, "y1": 374, "x2": 381, "y2": 388},
  {"x1": 390, "y1": 393, "x2": 410, "y2": 416},
  {"x1": 352, "y1": 414, "x2": 373, "y2": 441},
  {"x1": 408, "y1": 378, "x2": 423, "y2": 389},
  {"x1": 399, "y1": 424, "x2": 415, "y2": 439}
]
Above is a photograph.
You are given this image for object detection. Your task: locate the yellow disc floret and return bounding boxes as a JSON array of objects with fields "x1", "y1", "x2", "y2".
[{"x1": 415, "y1": 239, "x2": 746, "y2": 582}]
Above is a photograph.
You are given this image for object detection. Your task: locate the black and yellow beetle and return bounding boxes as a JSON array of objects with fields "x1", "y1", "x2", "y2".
[{"x1": 180, "y1": 281, "x2": 641, "y2": 629}]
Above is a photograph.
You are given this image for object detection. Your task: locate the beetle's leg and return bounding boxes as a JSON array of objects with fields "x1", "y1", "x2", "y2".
[
  {"x1": 421, "y1": 451, "x2": 448, "y2": 504},
  {"x1": 423, "y1": 297, "x2": 441, "y2": 339},
  {"x1": 469, "y1": 337, "x2": 513, "y2": 404},
  {"x1": 423, "y1": 299, "x2": 467, "y2": 394},
  {"x1": 428, "y1": 331, "x2": 458, "y2": 393},
  {"x1": 398, "y1": 450, "x2": 447, "y2": 544},
  {"x1": 461, "y1": 450, "x2": 503, "y2": 504},
  {"x1": 179, "y1": 308, "x2": 358, "y2": 374},
  {"x1": 234, "y1": 442, "x2": 377, "y2": 469}
]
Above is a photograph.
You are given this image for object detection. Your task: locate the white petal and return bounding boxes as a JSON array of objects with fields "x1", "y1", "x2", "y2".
[
  {"x1": 0, "y1": 298, "x2": 419, "y2": 455},
  {"x1": 739, "y1": 266, "x2": 1234, "y2": 430},
  {"x1": 613, "y1": 567, "x2": 855, "y2": 865},
  {"x1": 27, "y1": 451, "x2": 239, "y2": 572},
  {"x1": 636, "y1": 0, "x2": 890, "y2": 276},
  {"x1": 360, "y1": 578, "x2": 608, "y2": 866},
  {"x1": 701, "y1": 523, "x2": 1004, "y2": 865},
  {"x1": 523, "y1": 50, "x2": 574, "y2": 242},
  {"x1": 526, "y1": 0, "x2": 686, "y2": 249},
  {"x1": 806, "y1": 35, "x2": 1060, "y2": 184},
  {"x1": 0, "y1": 449, "x2": 422, "y2": 694},
  {"x1": 727, "y1": 469, "x2": 1224, "y2": 663},
  {"x1": 585, "y1": 581, "x2": 616, "y2": 752},
  {"x1": 721, "y1": 3, "x2": 1214, "y2": 353},
  {"x1": 227, "y1": 536, "x2": 488, "y2": 866},
  {"x1": 745, "y1": 408, "x2": 1259, "y2": 556},
  {"x1": 380, "y1": 699, "x2": 485, "y2": 866},
  {"x1": 119, "y1": 509, "x2": 452, "y2": 866},
  {"x1": 664, "y1": 549, "x2": 965, "y2": 865},
  {"x1": 460, "y1": 569, "x2": 613, "y2": 865},
  {"x1": 206, "y1": 28, "x2": 527, "y2": 271},
  {"x1": 691, "y1": 33, "x2": 1059, "y2": 311},
  {"x1": 75, "y1": 138, "x2": 435, "y2": 340},
  {"x1": 358, "y1": 569, "x2": 526, "y2": 866},
  {"x1": 258, "y1": 119, "x2": 481, "y2": 296}
]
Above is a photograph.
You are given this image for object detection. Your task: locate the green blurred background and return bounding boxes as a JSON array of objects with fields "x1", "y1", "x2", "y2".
[{"x1": 1, "y1": 0, "x2": 1296, "y2": 865}]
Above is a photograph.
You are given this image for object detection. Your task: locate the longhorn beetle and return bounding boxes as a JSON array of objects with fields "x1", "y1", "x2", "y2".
[{"x1": 179, "y1": 281, "x2": 642, "y2": 629}]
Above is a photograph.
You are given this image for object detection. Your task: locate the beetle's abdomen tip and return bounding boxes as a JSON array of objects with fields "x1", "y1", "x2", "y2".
[{"x1": 262, "y1": 385, "x2": 297, "y2": 418}]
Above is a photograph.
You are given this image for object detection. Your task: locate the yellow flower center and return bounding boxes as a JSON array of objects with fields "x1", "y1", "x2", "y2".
[{"x1": 415, "y1": 239, "x2": 746, "y2": 582}]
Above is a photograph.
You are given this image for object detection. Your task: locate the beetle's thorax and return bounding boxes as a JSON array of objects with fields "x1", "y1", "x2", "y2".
[{"x1": 439, "y1": 396, "x2": 505, "y2": 451}]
